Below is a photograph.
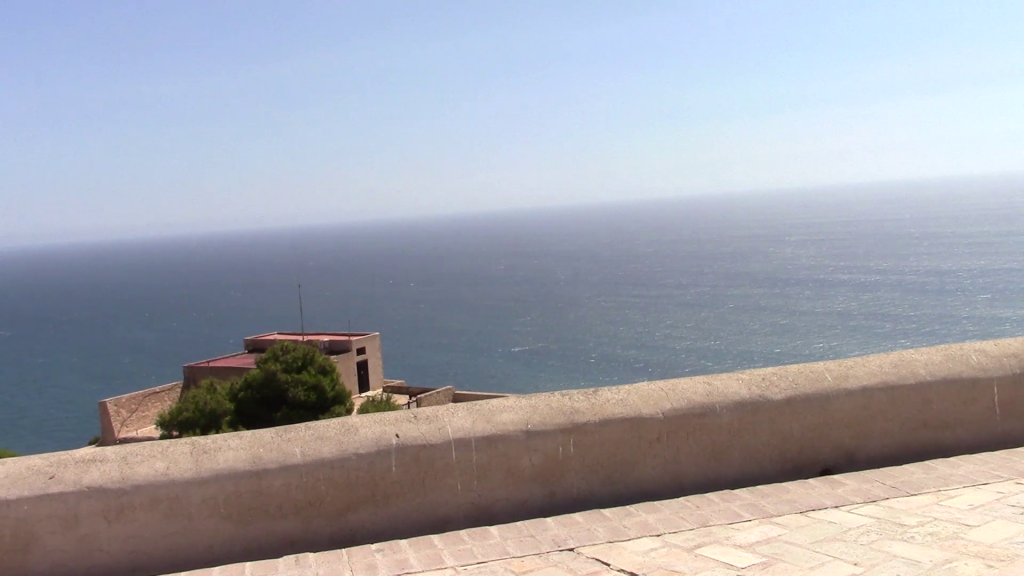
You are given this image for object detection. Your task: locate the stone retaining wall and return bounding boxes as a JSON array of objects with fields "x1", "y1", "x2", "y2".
[
  {"x1": 97, "y1": 381, "x2": 183, "y2": 445},
  {"x1": 415, "y1": 385, "x2": 455, "y2": 407},
  {"x1": 2, "y1": 337, "x2": 1024, "y2": 576},
  {"x1": 453, "y1": 390, "x2": 511, "y2": 402}
]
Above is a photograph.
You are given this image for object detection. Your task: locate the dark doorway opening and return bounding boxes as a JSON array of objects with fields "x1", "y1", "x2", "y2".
[{"x1": 356, "y1": 360, "x2": 370, "y2": 394}]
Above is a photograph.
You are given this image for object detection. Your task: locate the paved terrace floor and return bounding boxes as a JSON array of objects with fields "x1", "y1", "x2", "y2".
[{"x1": 169, "y1": 447, "x2": 1024, "y2": 576}]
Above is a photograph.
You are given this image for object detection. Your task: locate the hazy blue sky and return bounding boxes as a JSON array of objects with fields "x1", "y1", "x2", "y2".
[{"x1": 2, "y1": 1, "x2": 1023, "y2": 246}]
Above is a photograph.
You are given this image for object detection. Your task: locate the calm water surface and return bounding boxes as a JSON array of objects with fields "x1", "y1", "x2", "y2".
[{"x1": 1, "y1": 182, "x2": 1022, "y2": 454}]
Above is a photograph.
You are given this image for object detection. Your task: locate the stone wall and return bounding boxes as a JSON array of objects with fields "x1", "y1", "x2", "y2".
[
  {"x1": 416, "y1": 386, "x2": 455, "y2": 407},
  {"x1": 4, "y1": 337, "x2": 1024, "y2": 576},
  {"x1": 97, "y1": 381, "x2": 183, "y2": 445},
  {"x1": 453, "y1": 390, "x2": 510, "y2": 402},
  {"x1": 183, "y1": 363, "x2": 252, "y2": 392}
]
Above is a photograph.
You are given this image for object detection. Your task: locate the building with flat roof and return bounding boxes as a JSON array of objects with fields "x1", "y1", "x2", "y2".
[
  {"x1": 184, "y1": 332, "x2": 384, "y2": 397},
  {"x1": 96, "y1": 330, "x2": 508, "y2": 446}
]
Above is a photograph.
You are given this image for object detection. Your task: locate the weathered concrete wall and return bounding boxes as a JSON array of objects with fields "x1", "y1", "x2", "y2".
[
  {"x1": 325, "y1": 335, "x2": 385, "y2": 395},
  {"x1": 183, "y1": 363, "x2": 252, "y2": 392},
  {"x1": 4, "y1": 337, "x2": 1024, "y2": 576},
  {"x1": 453, "y1": 390, "x2": 511, "y2": 402},
  {"x1": 416, "y1": 386, "x2": 456, "y2": 407},
  {"x1": 361, "y1": 333, "x2": 385, "y2": 392},
  {"x1": 97, "y1": 382, "x2": 183, "y2": 445},
  {"x1": 330, "y1": 352, "x2": 358, "y2": 395}
]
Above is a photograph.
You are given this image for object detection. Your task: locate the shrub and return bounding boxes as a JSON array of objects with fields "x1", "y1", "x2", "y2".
[
  {"x1": 156, "y1": 379, "x2": 235, "y2": 438},
  {"x1": 155, "y1": 342, "x2": 355, "y2": 439},
  {"x1": 357, "y1": 393, "x2": 403, "y2": 414},
  {"x1": 0, "y1": 448, "x2": 18, "y2": 459},
  {"x1": 87, "y1": 435, "x2": 101, "y2": 446},
  {"x1": 229, "y1": 341, "x2": 353, "y2": 430}
]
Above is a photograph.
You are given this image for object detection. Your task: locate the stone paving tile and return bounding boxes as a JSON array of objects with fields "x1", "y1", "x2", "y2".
[
  {"x1": 693, "y1": 544, "x2": 766, "y2": 568},
  {"x1": 812, "y1": 540, "x2": 892, "y2": 567},
  {"x1": 834, "y1": 520, "x2": 905, "y2": 545},
  {"x1": 964, "y1": 519, "x2": 1024, "y2": 544},
  {"x1": 860, "y1": 558, "x2": 929, "y2": 575},
  {"x1": 167, "y1": 446, "x2": 1024, "y2": 576},
  {"x1": 940, "y1": 490, "x2": 1005, "y2": 510},
  {"x1": 776, "y1": 520, "x2": 848, "y2": 545},
  {"x1": 869, "y1": 539, "x2": 953, "y2": 565},
  {"x1": 754, "y1": 541, "x2": 833, "y2": 568},
  {"x1": 725, "y1": 522, "x2": 790, "y2": 546},
  {"x1": 896, "y1": 519, "x2": 968, "y2": 544},
  {"x1": 844, "y1": 504, "x2": 932, "y2": 526},
  {"x1": 805, "y1": 560, "x2": 862, "y2": 576},
  {"x1": 464, "y1": 551, "x2": 616, "y2": 576}
]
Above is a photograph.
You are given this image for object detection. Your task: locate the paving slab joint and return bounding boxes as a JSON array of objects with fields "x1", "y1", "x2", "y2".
[{"x1": 571, "y1": 551, "x2": 641, "y2": 576}]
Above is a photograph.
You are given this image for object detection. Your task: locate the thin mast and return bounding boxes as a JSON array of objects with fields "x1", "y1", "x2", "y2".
[{"x1": 298, "y1": 283, "x2": 305, "y2": 341}]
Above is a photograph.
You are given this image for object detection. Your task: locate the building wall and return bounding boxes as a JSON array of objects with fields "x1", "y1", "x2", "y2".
[
  {"x1": 186, "y1": 335, "x2": 384, "y2": 397},
  {"x1": 6, "y1": 337, "x2": 1024, "y2": 576},
  {"x1": 97, "y1": 382, "x2": 184, "y2": 445},
  {"x1": 331, "y1": 352, "x2": 357, "y2": 395},
  {"x1": 357, "y1": 333, "x2": 384, "y2": 392},
  {"x1": 182, "y1": 364, "x2": 253, "y2": 392},
  {"x1": 335, "y1": 334, "x2": 384, "y2": 395}
]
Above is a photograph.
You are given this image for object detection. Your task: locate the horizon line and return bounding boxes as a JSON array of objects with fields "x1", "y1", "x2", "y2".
[{"x1": 3, "y1": 171, "x2": 1022, "y2": 253}]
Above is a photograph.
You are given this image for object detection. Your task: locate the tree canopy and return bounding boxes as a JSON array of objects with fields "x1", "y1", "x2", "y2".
[
  {"x1": 156, "y1": 341, "x2": 354, "y2": 438},
  {"x1": 155, "y1": 379, "x2": 234, "y2": 438},
  {"x1": 231, "y1": 341, "x2": 354, "y2": 429}
]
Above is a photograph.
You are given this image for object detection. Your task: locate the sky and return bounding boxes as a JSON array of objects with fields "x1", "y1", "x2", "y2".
[{"x1": 2, "y1": 1, "x2": 1023, "y2": 246}]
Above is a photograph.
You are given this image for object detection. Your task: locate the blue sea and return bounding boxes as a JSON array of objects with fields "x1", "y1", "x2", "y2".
[{"x1": 2, "y1": 180, "x2": 1022, "y2": 455}]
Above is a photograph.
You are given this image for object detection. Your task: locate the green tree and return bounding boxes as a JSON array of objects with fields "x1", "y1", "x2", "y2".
[
  {"x1": 357, "y1": 393, "x2": 403, "y2": 414},
  {"x1": 0, "y1": 448, "x2": 18, "y2": 459},
  {"x1": 155, "y1": 379, "x2": 235, "y2": 438},
  {"x1": 228, "y1": 341, "x2": 353, "y2": 430},
  {"x1": 155, "y1": 342, "x2": 355, "y2": 438}
]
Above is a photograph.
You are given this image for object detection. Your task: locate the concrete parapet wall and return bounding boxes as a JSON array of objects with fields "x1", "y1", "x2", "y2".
[
  {"x1": 3, "y1": 337, "x2": 1024, "y2": 576},
  {"x1": 97, "y1": 381, "x2": 183, "y2": 445}
]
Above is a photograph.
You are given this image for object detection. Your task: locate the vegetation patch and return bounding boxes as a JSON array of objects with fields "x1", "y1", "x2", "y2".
[
  {"x1": 357, "y1": 392, "x2": 403, "y2": 414},
  {"x1": 156, "y1": 379, "x2": 235, "y2": 438},
  {"x1": 0, "y1": 448, "x2": 18, "y2": 459},
  {"x1": 156, "y1": 341, "x2": 354, "y2": 439}
]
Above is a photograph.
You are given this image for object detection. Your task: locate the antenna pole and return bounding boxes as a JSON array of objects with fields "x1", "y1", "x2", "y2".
[{"x1": 298, "y1": 283, "x2": 306, "y2": 340}]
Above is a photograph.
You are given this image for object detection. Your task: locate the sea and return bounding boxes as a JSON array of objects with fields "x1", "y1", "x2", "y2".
[{"x1": 1, "y1": 179, "x2": 1022, "y2": 455}]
